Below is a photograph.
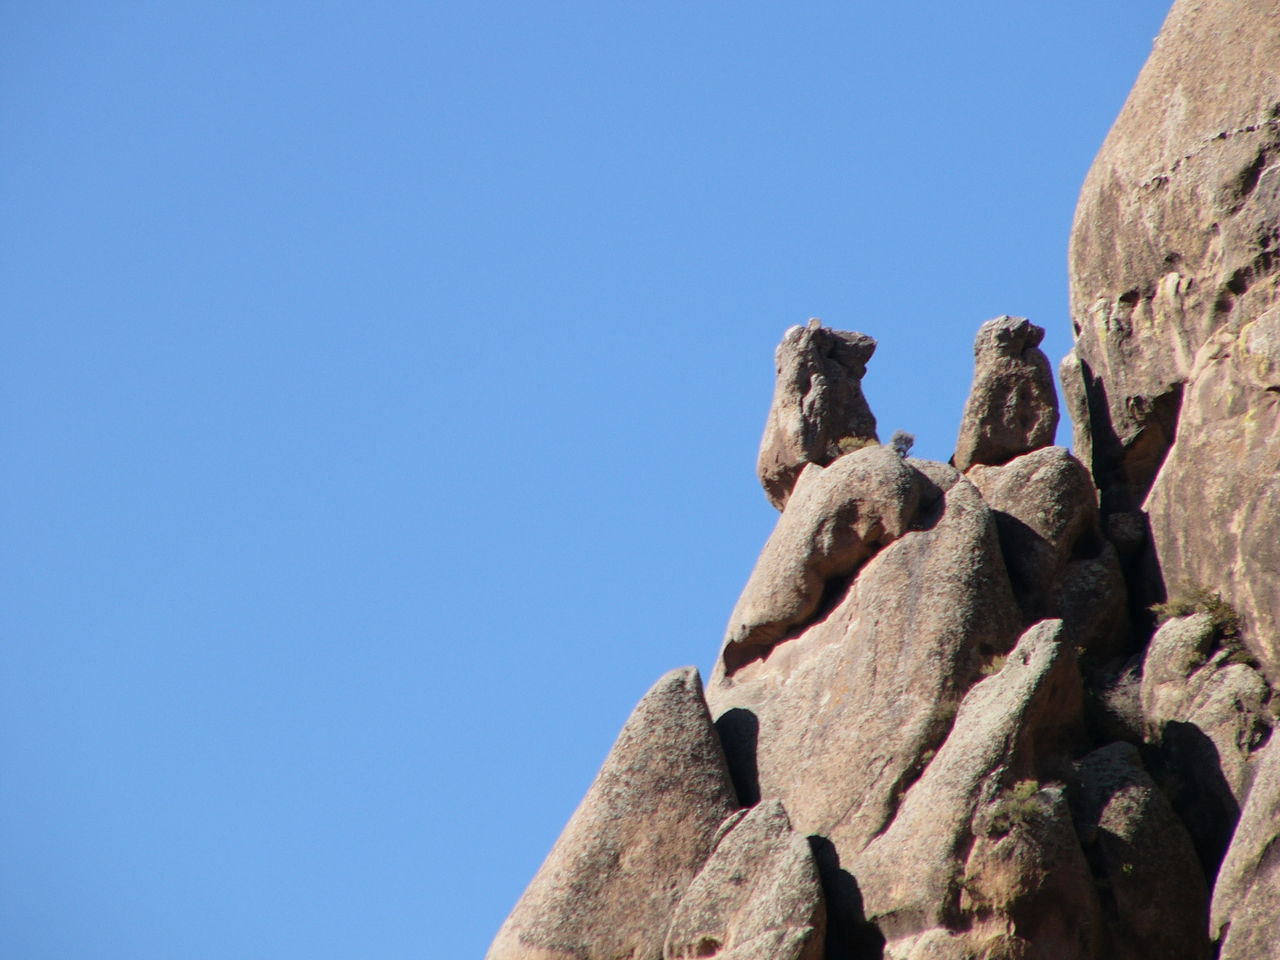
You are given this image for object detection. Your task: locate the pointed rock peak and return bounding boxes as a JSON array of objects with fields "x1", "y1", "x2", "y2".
[
  {"x1": 486, "y1": 667, "x2": 739, "y2": 960},
  {"x1": 757, "y1": 321, "x2": 879, "y2": 510},
  {"x1": 975, "y1": 313, "x2": 1045, "y2": 356},
  {"x1": 954, "y1": 315, "x2": 1059, "y2": 472},
  {"x1": 665, "y1": 799, "x2": 825, "y2": 960}
]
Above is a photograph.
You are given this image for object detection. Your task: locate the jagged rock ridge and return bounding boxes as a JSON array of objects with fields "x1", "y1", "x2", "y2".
[{"x1": 488, "y1": 4, "x2": 1280, "y2": 958}]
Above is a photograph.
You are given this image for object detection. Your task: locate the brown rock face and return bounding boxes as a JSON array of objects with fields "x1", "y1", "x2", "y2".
[
  {"x1": 1212, "y1": 730, "x2": 1280, "y2": 960},
  {"x1": 1064, "y1": 0, "x2": 1280, "y2": 673},
  {"x1": 723, "y1": 445, "x2": 923, "y2": 667},
  {"x1": 708, "y1": 473, "x2": 1021, "y2": 956},
  {"x1": 1072, "y1": 742, "x2": 1210, "y2": 960},
  {"x1": 966, "y1": 448, "x2": 1128, "y2": 659},
  {"x1": 1140, "y1": 613, "x2": 1272, "y2": 872},
  {"x1": 953, "y1": 316, "x2": 1059, "y2": 472},
  {"x1": 664, "y1": 800, "x2": 825, "y2": 960},
  {"x1": 856, "y1": 620, "x2": 1095, "y2": 960},
  {"x1": 486, "y1": 667, "x2": 738, "y2": 960},
  {"x1": 757, "y1": 319, "x2": 878, "y2": 510}
]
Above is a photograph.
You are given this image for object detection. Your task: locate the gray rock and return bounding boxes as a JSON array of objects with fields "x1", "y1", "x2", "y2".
[
  {"x1": 1072, "y1": 742, "x2": 1211, "y2": 960},
  {"x1": 664, "y1": 800, "x2": 824, "y2": 960},
  {"x1": 953, "y1": 316, "x2": 1059, "y2": 472},
  {"x1": 708, "y1": 473, "x2": 1020, "y2": 953},
  {"x1": 757, "y1": 319, "x2": 879, "y2": 510},
  {"x1": 723, "y1": 445, "x2": 923, "y2": 665},
  {"x1": 856, "y1": 620, "x2": 1092, "y2": 958},
  {"x1": 486, "y1": 668, "x2": 739, "y2": 960},
  {"x1": 1212, "y1": 730, "x2": 1280, "y2": 960}
]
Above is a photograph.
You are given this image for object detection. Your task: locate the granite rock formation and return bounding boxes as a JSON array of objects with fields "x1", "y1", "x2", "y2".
[
  {"x1": 1063, "y1": 0, "x2": 1280, "y2": 675},
  {"x1": 758, "y1": 319, "x2": 879, "y2": 510},
  {"x1": 489, "y1": 4, "x2": 1280, "y2": 958}
]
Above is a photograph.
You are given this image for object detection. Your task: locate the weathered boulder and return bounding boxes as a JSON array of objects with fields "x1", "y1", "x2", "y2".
[
  {"x1": 1140, "y1": 613, "x2": 1273, "y2": 872},
  {"x1": 708, "y1": 472, "x2": 1020, "y2": 956},
  {"x1": 1072, "y1": 742, "x2": 1211, "y2": 960},
  {"x1": 953, "y1": 316, "x2": 1059, "y2": 472},
  {"x1": 966, "y1": 448, "x2": 1127, "y2": 658},
  {"x1": 757, "y1": 319, "x2": 879, "y2": 510},
  {"x1": 855, "y1": 620, "x2": 1095, "y2": 960},
  {"x1": 486, "y1": 668, "x2": 739, "y2": 960},
  {"x1": 1064, "y1": 0, "x2": 1280, "y2": 672},
  {"x1": 664, "y1": 800, "x2": 824, "y2": 960},
  {"x1": 723, "y1": 445, "x2": 923, "y2": 666},
  {"x1": 1212, "y1": 730, "x2": 1280, "y2": 960}
]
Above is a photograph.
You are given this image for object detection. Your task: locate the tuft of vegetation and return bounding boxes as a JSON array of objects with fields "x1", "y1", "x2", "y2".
[
  {"x1": 1150, "y1": 585, "x2": 1242, "y2": 638},
  {"x1": 889, "y1": 430, "x2": 915, "y2": 458},
  {"x1": 834, "y1": 435, "x2": 879, "y2": 455},
  {"x1": 979, "y1": 654, "x2": 1008, "y2": 677},
  {"x1": 990, "y1": 779, "x2": 1046, "y2": 834}
]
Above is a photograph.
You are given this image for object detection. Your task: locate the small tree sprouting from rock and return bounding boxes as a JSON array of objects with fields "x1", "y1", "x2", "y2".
[{"x1": 890, "y1": 430, "x2": 915, "y2": 458}]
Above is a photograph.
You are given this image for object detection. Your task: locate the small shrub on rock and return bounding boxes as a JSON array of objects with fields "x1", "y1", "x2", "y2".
[{"x1": 1150, "y1": 585, "x2": 1242, "y2": 638}]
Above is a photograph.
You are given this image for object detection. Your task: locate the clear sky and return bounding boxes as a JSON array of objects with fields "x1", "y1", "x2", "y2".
[{"x1": 3, "y1": 2, "x2": 1171, "y2": 957}]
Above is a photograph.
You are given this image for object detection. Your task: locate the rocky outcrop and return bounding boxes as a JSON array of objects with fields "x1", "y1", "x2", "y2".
[
  {"x1": 1140, "y1": 613, "x2": 1273, "y2": 871},
  {"x1": 1064, "y1": 0, "x2": 1280, "y2": 673},
  {"x1": 1072, "y1": 742, "x2": 1210, "y2": 960},
  {"x1": 486, "y1": 668, "x2": 738, "y2": 960},
  {"x1": 953, "y1": 316, "x2": 1059, "y2": 472},
  {"x1": 709, "y1": 471, "x2": 1021, "y2": 954},
  {"x1": 490, "y1": 8, "x2": 1280, "y2": 959},
  {"x1": 856, "y1": 620, "x2": 1096, "y2": 960},
  {"x1": 723, "y1": 444, "x2": 923, "y2": 666},
  {"x1": 664, "y1": 800, "x2": 824, "y2": 960},
  {"x1": 757, "y1": 319, "x2": 879, "y2": 510},
  {"x1": 1212, "y1": 731, "x2": 1280, "y2": 960},
  {"x1": 967, "y1": 447, "x2": 1128, "y2": 658}
]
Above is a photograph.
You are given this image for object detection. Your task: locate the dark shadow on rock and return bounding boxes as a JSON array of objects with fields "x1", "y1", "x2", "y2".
[
  {"x1": 714, "y1": 708, "x2": 760, "y2": 807},
  {"x1": 807, "y1": 836, "x2": 884, "y2": 960},
  {"x1": 1145, "y1": 721, "x2": 1241, "y2": 882}
]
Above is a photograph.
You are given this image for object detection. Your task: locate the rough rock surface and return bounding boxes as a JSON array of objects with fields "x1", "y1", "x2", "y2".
[
  {"x1": 1140, "y1": 613, "x2": 1274, "y2": 872},
  {"x1": 664, "y1": 800, "x2": 824, "y2": 960},
  {"x1": 723, "y1": 445, "x2": 923, "y2": 665},
  {"x1": 967, "y1": 448, "x2": 1127, "y2": 658},
  {"x1": 953, "y1": 316, "x2": 1059, "y2": 472},
  {"x1": 757, "y1": 319, "x2": 879, "y2": 510},
  {"x1": 708, "y1": 473, "x2": 1020, "y2": 955},
  {"x1": 1212, "y1": 731, "x2": 1280, "y2": 960},
  {"x1": 1141, "y1": 613, "x2": 1272, "y2": 800},
  {"x1": 1072, "y1": 742, "x2": 1210, "y2": 960},
  {"x1": 1064, "y1": 0, "x2": 1280, "y2": 673},
  {"x1": 855, "y1": 620, "x2": 1095, "y2": 959},
  {"x1": 486, "y1": 668, "x2": 738, "y2": 960}
]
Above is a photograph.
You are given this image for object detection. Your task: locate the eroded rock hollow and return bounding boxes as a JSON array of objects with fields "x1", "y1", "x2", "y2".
[{"x1": 487, "y1": 3, "x2": 1280, "y2": 957}]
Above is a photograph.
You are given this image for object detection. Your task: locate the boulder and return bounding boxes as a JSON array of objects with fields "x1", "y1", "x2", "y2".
[
  {"x1": 708, "y1": 473, "x2": 1020, "y2": 955},
  {"x1": 953, "y1": 316, "x2": 1059, "y2": 472},
  {"x1": 1072, "y1": 742, "x2": 1211, "y2": 960},
  {"x1": 1064, "y1": 0, "x2": 1280, "y2": 672},
  {"x1": 1212, "y1": 730, "x2": 1280, "y2": 960},
  {"x1": 723, "y1": 445, "x2": 923, "y2": 666},
  {"x1": 486, "y1": 668, "x2": 739, "y2": 960},
  {"x1": 664, "y1": 800, "x2": 824, "y2": 960},
  {"x1": 855, "y1": 620, "x2": 1094, "y2": 959},
  {"x1": 1140, "y1": 614, "x2": 1273, "y2": 872},
  {"x1": 966, "y1": 448, "x2": 1127, "y2": 657},
  {"x1": 757, "y1": 319, "x2": 879, "y2": 510}
]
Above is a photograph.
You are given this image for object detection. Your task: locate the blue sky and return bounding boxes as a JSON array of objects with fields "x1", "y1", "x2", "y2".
[{"x1": 3, "y1": 2, "x2": 1170, "y2": 957}]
